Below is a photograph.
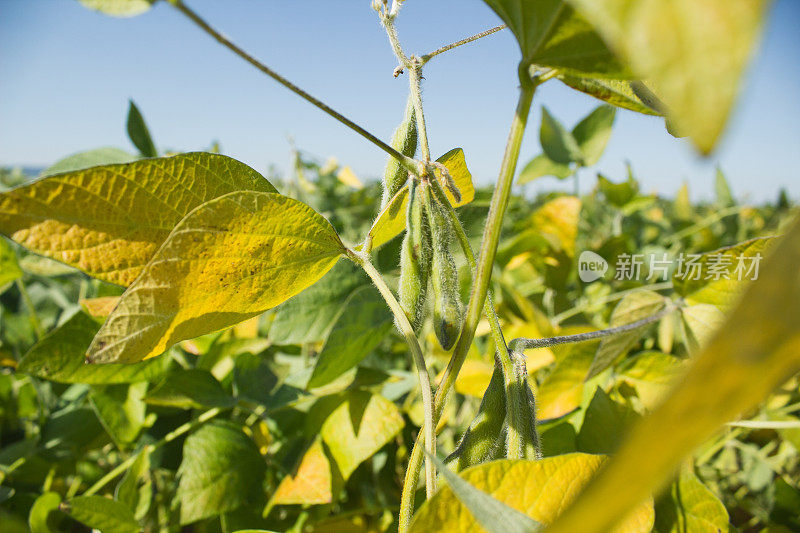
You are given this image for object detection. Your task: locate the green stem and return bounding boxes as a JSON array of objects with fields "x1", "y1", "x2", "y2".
[
  {"x1": 553, "y1": 281, "x2": 673, "y2": 324},
  {"x1": 83, "y1": 407, "x2": 222, "y2": 496},
  {"x1": 421, "y1": 25, "x2": 507, "y2": 63},
  {"x1": 408, "y1": 65, "x2": 431, "y2": 163},
  {"x1": 171, "y1": 0, "x2": 418, "y2": 175},
  {"x1": 347, "y1": 250, "x2": 437, "y2": 499},
  {"x1": 427, "y1": 182, "x2": 526, "y2": 459},
  {"x1": 663, "y1": 205, "x2": 743, "y2": 244},
  {"x1": 399, "y1": 78, "x2": 538, "y2": 533},
  {"x1": 16, "y1": 279, "x2": 43, "y2": 339}
]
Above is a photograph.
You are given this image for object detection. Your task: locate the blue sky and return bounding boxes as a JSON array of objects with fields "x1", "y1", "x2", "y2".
[{"x1": 1, "y1": 0, "x2": 798, "y2": 202}]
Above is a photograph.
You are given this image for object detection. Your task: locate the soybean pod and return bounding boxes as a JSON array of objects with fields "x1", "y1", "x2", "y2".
[
  {"x1": 381, "y1": 96, "x2": 418, "y2": 208},
  {"x1": 397, "y1": 179, "x2": 430, "y2": 333},
  {"x1": 423, "y1": 187, "x2": 463, "y2": 351}
]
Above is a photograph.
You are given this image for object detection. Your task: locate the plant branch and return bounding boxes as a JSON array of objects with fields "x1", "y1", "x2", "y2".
[
  {"x1": 16, "y1": 279, "x2": 43, "y2": 340},
  {"x1": 170, "y1": 0, "x2": 418, "y2": 175},
  {"x1": 421, "y1": 25, "x2": 507, "y2": 63},
  {"x1": 83, "y1": 407, "x2": 222, "y2": 496},
  {"x1": 399, "y1": 77, "x2": 539, "y2": 533},
  {"x1": 553, "y1": 281, "x2": 673, "y2": 324},
  {"x1": 346, "y1": 250, "x2": 437, "y2": 499},
  {"x1": 509, "y1": 306, "x2": 672, "y2": 353}
]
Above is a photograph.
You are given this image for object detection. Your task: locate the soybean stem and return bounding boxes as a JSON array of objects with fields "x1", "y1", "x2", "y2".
[
  {"x1": 347, "y1": 250, "x2": 437, "y2": 500},
  {"x1": 421, "y1": 25, "x2": 507, "y2": 63},
  {"x1": 170, "y1": 0, "x2": 418, "y2": 174},
  {"x1": 83, "y1": 407, "x2": 222, "y2": 496}
]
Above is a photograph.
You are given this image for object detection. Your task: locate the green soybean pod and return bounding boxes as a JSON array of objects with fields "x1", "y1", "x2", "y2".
[
  {"x1": 446, "y1": 362, "x2": 507, "y2": 471},
  {"x1": 381, "y1": 96, "x2": 418, "y2": 208},
  {"x1": 397, "y1": 180, "x2": 430, "y2": 332},
  {"x1": 425, "y1": 189, "x2": 462, "y2": 350},
  {"x1": 511, "y1": 350, "x2": 542, "y2": 460}
]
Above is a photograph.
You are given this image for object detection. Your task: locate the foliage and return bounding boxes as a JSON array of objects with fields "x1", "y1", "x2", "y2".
[{"x1": 1, "y1": 1, "x2": 797, "y2": 532}]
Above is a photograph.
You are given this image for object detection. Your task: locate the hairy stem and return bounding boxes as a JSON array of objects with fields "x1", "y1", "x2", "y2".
[
  {"x1": 399, "y1": 78, "x2": 538, "y2": 533},
  {"x1": 170, "y1": 0, "x2": 418, "y2": 174},
  {"x1": 427, "y1": 182, "x2": 527, "y2": 459},
  {"x1": 83, "y1": 407, "x2": 222, "y2": 496},
  {"x1": 421, "y1": 25, "x2": 507, "y2": 63},
  {"x1": 347, "y1": 250, "x2": 437, "y2": 499},
  {"x1": 408, "y1": 65, "x2": 432, "y2": 163}
]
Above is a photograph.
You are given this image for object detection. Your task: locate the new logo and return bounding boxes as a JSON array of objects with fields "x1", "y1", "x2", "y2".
[{"x1": 578, "y1": 251, "x2": 608, "y2": 282}]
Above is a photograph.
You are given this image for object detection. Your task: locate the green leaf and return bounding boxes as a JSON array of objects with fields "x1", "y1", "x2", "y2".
[
  {"x1": 715, "y1": 167, "x2": 735, "y2": 207},
  {"x1": 577, "y1": 387, "x2": 631, "y2": 454},
  {"x1": 115, "y1": 450, "x2": 152, "y2": 521},
  {"x1": 78, "y1": 0, "x2": 155, "y2": 17},
  {"x1": 40, "y1": 147, "x2": 137, "y2": 177},
  {"x1": 654, "y1": 469, "x2": 729, "y2": 533},
  {"x1": 597, "y1": 174, "x2": 638, "y2": 207},
  {"x1": 545, "y1": 217, "x2": 800, "y2": 533},
  {"x1": 423, "y1": 452, "x2": 542, "y2": 533},
  {"x1": 307, "y1": 286, "x2": 393, "y2": 389},
  {"x1": 680, "y1": 304, "x2": 726, "y2": 355},
  {"x1": 29, "y1": 492, "x2": 62, "y2": 533},
  {"x1": 563, "y1": 0, "x2": 771, "y2": 153},
  {"x1": 269, "y1": 260, "x2": 368, "y2": 345},
  {"x1": 616, "y1": 351, "x2": 686, "y2": 410},
  {"x1": 517, "y1": 154, "x2": 573, "y2": 185},
  {"x1": 145, "y1": 369, "x2": 236, "y2": 409},
  {"x1": 410, "y1": 454, "x2": 654, "y2": 532},
  {"x1": 62, "y1": 495, "x2": 139, "y2": 533},
  {"x1": 0, "y1": 152, "x2": 277, "y2": 286},
  {"x1": 482, "y1": 0, "x2": 627, "y2": 77},
  {"x1": 17, "y1": 311, "x2": 168, "y2": 384},
  {"x1": 556, "y1": 75, "x2": 660, "y2": 116},
  {"x1": 673, "y1": 237, "x2": 776, "y2": 309},
  {"x1": 90, "y1": 382, "x2": 148, "y2": 447},
  {"x1": 177, "y1": 420, "x2": 266, "y2": 524},
  {"x1": 540, "y1": 107, "x2": 583, "y2": 165},
  {"x1": 572, "y1": 105, "x2": 616, "y2": 166},
  {"x1": 540, "y1": 422, "x2": 578, "y2": 457},
  {"x1": 0, "y1": 237, "x2": 23, "y2": 287},
  {"x1": 233, "y1": 353, "x2": 279, "y2": 405},
  {"x1": 320, "y1": 391, "x2": 404, "y2": 480},
  {"x1": 87, "y1": 191, "x2": 344, "y2": 363},
  {"x1": 587, "y1": 290, "x2": 666, "y2": 379},
  {"x1": 126, "y1": 100, "x2": 157, "y2": 158}
]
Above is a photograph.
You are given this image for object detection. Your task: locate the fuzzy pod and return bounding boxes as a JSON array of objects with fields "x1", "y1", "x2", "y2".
[
  {"x1": 425, "y1": 190, "x2": 462, "y2": 351},
  {"x1": 511, "y1": 350, "x2": 542, "y2": 460},
  {"x1": 380, "y1": 96, "x2": 418, "y2": 208},
  {"x1": 446, "y1": 362, "x2": 507, "y2": 471},
  {"x1": 397, "y1": 180, "x2": 430, "y2": 332}
]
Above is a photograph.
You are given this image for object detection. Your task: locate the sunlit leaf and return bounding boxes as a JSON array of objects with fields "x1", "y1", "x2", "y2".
[
  {"x1": 563, "y1": 0, "x2": 771, "y2": 153},
  {"x1": 320, "y1": 391, "x2": 404, "y2": 480},
  {"x1": 62, "y1": 495, "x2": 139, "y2": 533},
  {"x1": 0, "y1": 153, "x2": 276, "y2": 286},
  {"x1": 482, "y1": 0, "x2": 627, "y2": 77},
  {"x1": 537, "y1": 339, "x2": 597, "y2": 421},
  {"x1": 598, "y1": 174, "x2": 638, "y2": 207},
  {"x1": 546, "y1": 217, "x2": 800, "y2": 533},
  {"x1": 616, "y1": 351, "x2": 686, "y2": 410},
  {"x1": 531, "y1": 196, "x2": 581, "y2": 256},
  {"x1": 368, "y1": 148, "x2": 474, "y2": 251},
  {"x1": 87, "y1": 192, "x2": 344, "y2": 363},
  {"x1": 410, "y1": 454, "x2": 654, "y2": 532},
  {"x1": 680, "y1": 304, "x2": 725, "y2": 355},
  {"x1": 654, "y1": 469, "x2": 729, "y2": 533},
  {"x1": 177, "y1": 420, "x2": 266, "y2": 524},
  {"x1": 587, "y1": 290, "x2": 666, "y2": 379},
  {"x1": 40, "y1": 147, "x2": 137, "y2": 177},
  {"x1": 78, "y1": 0, "x2": 155, "y2": 17},
  {"x1": 0, "y1": 237, "x2": 22, "y2": 287},
  {"x1": 308, "y1": 286, "x2": 393, "y2": 389},
  {"x1": 673, "y1": 237, "x2": 776, "y2": 309},
  {"x1": 29, "y1": 492, "x2": 62, "y2": 533},
  {"x1": 269, "y1": 439, "x2": 333, "y2": 507}
]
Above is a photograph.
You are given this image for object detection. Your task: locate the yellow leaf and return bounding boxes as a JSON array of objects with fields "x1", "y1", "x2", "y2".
[
  {"x1": 336, "y1": 166, "x2": 363, "y2": 189},
  {"x1": 454, "y1": 359, "x2": 495, "y2": 398},
  {"x1": 269, "y1": 439, "x2": 333, "y2": 508},
  {"x1": 366, "y1": 148, "x2": 475, "y2": 251},
  {"x1": 564, "y1": 0, "x2": 771, "y2": 153},
  {"x1": 547, "y1": 217, "x2": 800, "y2": 533},
  {"x1": 79, "y1": 296, "x2": 121, "y2": 320},
  {"x1": 87, "y1": 192, "x2": 343, "y2": 363},
  {"x1": 531, "y1": 196, "x2": 581, "y2": 257},
  {"x1": 409, "y1": 454, "x2": 653, "y2": 533},
  {"x1": 0, "y1": 153, "x2": 276, "y2": 286},
  {"x1": 537, "y1": 339, "x2": 597, "y2": 421}
]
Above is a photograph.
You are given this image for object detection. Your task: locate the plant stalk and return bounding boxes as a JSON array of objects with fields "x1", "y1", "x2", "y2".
[
  {"x1": 347, "y1": 250, "x2": 437, "y2": 499},
  {"x1": 171, "y1": 0, "x2": 418, "y2": 175},
  {"x1": 421, "y1": 25, "x2": 507, "y2": 63}
]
